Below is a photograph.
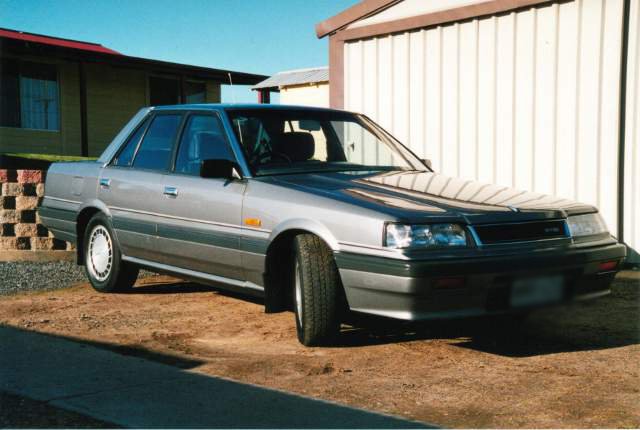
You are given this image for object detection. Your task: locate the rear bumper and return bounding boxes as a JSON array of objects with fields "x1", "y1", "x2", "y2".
[{"x1": 335, "y1": 242, "x2": 626, "y2": 320}]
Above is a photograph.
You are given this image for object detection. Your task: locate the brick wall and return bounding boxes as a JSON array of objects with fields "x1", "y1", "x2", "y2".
[{"x1": 0, "y1": 169, "x2": 74, "y2": 252}]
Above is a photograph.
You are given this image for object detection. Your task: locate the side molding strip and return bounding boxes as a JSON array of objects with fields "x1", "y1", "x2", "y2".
[{"x1": 122, "y1": 255, "x2": 264, "y2": 293}]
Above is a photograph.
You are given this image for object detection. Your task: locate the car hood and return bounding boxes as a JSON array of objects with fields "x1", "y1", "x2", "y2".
[{"x1": 267, "y1": 170, "x2": 595, "y2": 224}]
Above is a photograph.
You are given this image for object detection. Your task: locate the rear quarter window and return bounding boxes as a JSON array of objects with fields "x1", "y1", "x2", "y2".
[
  {"x1": 132, "y1": 114, "x2": 182, "y2": 171},
  {"x1": 112, "y1": 118, "x2": 150, "y2": 167}
]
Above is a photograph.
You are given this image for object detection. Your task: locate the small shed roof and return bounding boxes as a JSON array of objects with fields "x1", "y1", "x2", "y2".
[{"x1": 252, "y1": 67, "x2": 329, "y2": 90}]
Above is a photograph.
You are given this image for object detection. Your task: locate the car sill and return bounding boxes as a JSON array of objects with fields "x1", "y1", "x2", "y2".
[{"x1": 122, "y1": 256, "x2": 265, "y2": 295}]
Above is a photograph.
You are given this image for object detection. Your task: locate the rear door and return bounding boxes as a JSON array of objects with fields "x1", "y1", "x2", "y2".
[
  {"x1": 98, "y1": 112, "x2": 184, "y2": 262},
  {"x1": 156, "y1": 111, "x2": 246, "y2": 280}
]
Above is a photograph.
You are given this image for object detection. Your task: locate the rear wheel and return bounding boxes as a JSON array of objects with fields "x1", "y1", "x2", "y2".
[
  {"x1": 293, "y1": 234, "x2": 342, "y2": 346},
  {"x1": 83, "y1": 213, "x2": 138, "y2": 293}
]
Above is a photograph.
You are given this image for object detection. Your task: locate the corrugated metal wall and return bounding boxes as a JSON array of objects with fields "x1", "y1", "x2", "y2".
[
  {"x1": 344, "y1": 0, "x2": 635, "y2": 253},
  {"x1": 624, "y1": 0, "x2": 640, "y2": 260}
]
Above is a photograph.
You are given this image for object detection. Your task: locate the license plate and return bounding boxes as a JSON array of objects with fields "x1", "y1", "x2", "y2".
[{"x1": 510, "y1": 275, "x2": 564, "y2": 307}]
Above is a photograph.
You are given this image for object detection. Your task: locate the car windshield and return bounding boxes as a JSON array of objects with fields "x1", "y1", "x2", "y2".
[{"x1": 225, "y1": 109, "x2": 424, "y2": 176}]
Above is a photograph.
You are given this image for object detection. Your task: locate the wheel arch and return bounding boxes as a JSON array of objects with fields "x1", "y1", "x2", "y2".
[
  {"x1": 263, "y1": 219, "x2": 341, "y2": 313},
  {"x1": 75, "y1": 200, "x2": 112, "y2": 265}
]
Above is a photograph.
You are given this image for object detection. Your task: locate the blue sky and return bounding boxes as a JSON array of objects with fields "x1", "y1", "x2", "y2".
[{"x1": 0, "y1": 0, "x2": 357, "y2": 103}]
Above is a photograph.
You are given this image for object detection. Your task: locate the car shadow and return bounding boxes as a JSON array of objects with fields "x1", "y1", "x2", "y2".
[
  {"x1": 336, "y1": 276, "x2": 640, "y2": 357},
  {"x1": 121, "y1": 274, "x2": 639, "y2": 358},
  {"x1": 125, "y1": 279, "x2": 266, "y2": 306},
  {"x1": 1, "y1": 325, "x2": 426, "y2": 428}
]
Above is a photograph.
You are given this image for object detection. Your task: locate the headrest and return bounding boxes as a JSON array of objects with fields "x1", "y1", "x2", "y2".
[
  {"x1": 272, "y1": 132, "x2": 315, "y2": 162},
  {"x1": 192, "y1": 131, "x2": 231, "y2": 161}
]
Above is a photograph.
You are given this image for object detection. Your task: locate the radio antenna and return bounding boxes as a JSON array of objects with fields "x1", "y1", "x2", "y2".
[{"x1": 228, "y1": 72, "x2": 236, "y2": 104}]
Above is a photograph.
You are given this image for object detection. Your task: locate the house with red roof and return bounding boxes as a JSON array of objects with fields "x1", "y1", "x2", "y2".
[{"x1": 0, "y1": 28, "x2": 266, "y2": 156}]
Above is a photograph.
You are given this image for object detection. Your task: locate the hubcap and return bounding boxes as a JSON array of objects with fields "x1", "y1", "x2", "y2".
[
  {"x1": 295, "y1": 260, "x2": 303, "y2": 326},
  {"x1": 88, "y1": 225, "x2": 112, "y2": 282}
]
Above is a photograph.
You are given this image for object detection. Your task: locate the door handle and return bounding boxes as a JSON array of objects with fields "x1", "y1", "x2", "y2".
[
  {"x1": 164, "y1": 186, "x2": 178, "y2": 197},
  {"x1": 99, "y1": 178, "x2": 111, "y2": 188}
]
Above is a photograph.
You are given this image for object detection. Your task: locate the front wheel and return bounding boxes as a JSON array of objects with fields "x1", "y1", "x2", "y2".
[
  {"x1": 293, "y1": 234, "x2": 342, "y2": 346},
  {"x1": 83, "y1": 213, "x2": 138, "y2": 293}
]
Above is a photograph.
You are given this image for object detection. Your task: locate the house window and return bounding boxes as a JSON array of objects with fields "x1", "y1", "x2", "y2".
[
  {"x1": 185, "y1": 81, "x2": 206, "y2": 103},
  {"x1": 149, "y1": 76, "x2": 180, "y2": 106},
  {"x1": 148, "y1": 76, "x2": 207, "y2": 106},
  {"x1": 0, "y1": 60, "x2": 60, "y2": 131}
]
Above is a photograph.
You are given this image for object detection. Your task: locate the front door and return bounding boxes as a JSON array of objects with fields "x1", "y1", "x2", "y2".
[{"x1": 155, "y1": 112, "x2": 246, "y2": 280}]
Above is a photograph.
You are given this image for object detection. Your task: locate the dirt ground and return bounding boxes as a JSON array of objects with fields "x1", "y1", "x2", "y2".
[{"x1": 1, "y1": 271, "x2": 638, "y2": 428}]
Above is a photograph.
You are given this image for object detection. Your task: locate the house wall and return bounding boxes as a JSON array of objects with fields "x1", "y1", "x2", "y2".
[
  {"x1": 206, "y1": 81, "x2": 221, "y2": 103},
  {"x1": 280, "y1": 83, "x2": 329, "y2": 107},
  {"x1": 1, "y1": 56, "x2": 223, "y2": 158},
  {"x1": 85, "y1": 64, "x2": 147, "y2": 156},
  {"x1": 341, "y1": 0, "x2": 640, "y2": 259}
]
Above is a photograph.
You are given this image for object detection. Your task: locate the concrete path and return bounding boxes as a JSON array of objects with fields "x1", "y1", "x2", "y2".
[{"x1": 0, "y1": 326, "x2": 428, "y2": 428}]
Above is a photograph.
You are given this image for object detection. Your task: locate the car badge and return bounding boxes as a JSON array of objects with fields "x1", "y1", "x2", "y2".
[{"x1": 508, "y1": 206, "x2": 519, "y2": 212}]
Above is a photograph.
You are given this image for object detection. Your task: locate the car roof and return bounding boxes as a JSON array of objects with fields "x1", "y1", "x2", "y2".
[{"x1": 152, "y1": 103, "x2": 354, "y2": 114}]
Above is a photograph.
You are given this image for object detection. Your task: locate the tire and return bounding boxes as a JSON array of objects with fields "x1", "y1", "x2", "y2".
[
  {"x1": 293, "y1": 234, "x2": 341, "y2": 346},
  {"x1": 83, "y1": 213, "x2": 139, "y2": 293}
]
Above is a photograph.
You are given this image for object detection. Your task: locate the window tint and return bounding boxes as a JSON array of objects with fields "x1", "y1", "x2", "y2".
[
  {"x1": 175, "y1": 114, "x2": 234, "y2": 176},
  {"x1": 112, "y1": 118, "x2": 149, "y2": 167},
  {"x1": 133, "y1": 114, "x2": 182, "y2": 171}
]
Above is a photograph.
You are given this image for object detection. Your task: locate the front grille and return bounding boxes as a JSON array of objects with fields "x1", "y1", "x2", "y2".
[{"x1": 472, "y1": 220, "x2": 568, "y2": 245}]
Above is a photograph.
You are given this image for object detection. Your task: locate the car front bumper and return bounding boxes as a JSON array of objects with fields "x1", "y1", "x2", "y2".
[{"x1": 335, "y1": 242, "x2": 627, "y2": 320}]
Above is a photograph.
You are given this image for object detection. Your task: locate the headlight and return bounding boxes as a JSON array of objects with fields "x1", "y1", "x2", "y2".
[
  {"x1": 567, "y1": 213, "x2": 608, "y2": 237},
  {"x1": 385, "y1": 223, "x2": 467, "y2": 249}
]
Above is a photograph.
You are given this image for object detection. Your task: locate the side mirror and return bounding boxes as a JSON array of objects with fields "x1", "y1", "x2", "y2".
[
  {"x1": 200, "y1": 159, "x2": 241, "y2": 180},
  {"x1": 421, "y1": 158, "x2": 433, "y2": 170}
]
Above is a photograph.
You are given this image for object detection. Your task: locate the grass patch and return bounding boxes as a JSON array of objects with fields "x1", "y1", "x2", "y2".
[{"x1": 3, "y1": 153, "x2": 97, "y2": 162}]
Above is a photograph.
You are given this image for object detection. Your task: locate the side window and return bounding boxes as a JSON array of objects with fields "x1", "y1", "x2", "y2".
[
  {"x1": 112, "y1": 118, "x2": 149, "y2": 167},
  {"x1": 175, "y1": 114, "x2": 234, "y2": 176},
  {"x1": 133, "y1": 114, "x2": 182, "y2": 171}
]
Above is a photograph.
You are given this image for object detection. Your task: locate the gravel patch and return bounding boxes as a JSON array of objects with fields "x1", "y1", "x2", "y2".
[
  {"x1": 0, "y1": 261, "x2": 154, "y2": 295},
  {"x1": 0, "y1": 392, "x2": 117, "y2": 428}
]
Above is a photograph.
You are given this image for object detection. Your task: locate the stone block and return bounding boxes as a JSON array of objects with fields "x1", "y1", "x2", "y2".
[
  {"x1": 30, "y1": 237, "x2": 54, "y2": 250},
  {"x1": 14, "y1": 223, "x2": 38, "y2": 237},
  {"x1": 0, "y1": 210, "x2": 19, "y2": 224},
  {"x1": 0, "y1": 237, "x2": 31, "y2": 250},
  {"x1": 2, "y1": 183, "x2": 23, "y2": 197},
  {"x1": 0, "y1": 170, "x2": 17, "y2": 183},
  {"x1": 15, "y1": 196, "x2": 39, "y2": 211},
  {"x1": 31, "y1": 237, "x2": 67, "y2": 250},
  {"x1": 17, "y1": 170, "x2": 44, "y2": 184},
  {"x1": 36, "y1": 183, "x2": 45, "y2": 197}
]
